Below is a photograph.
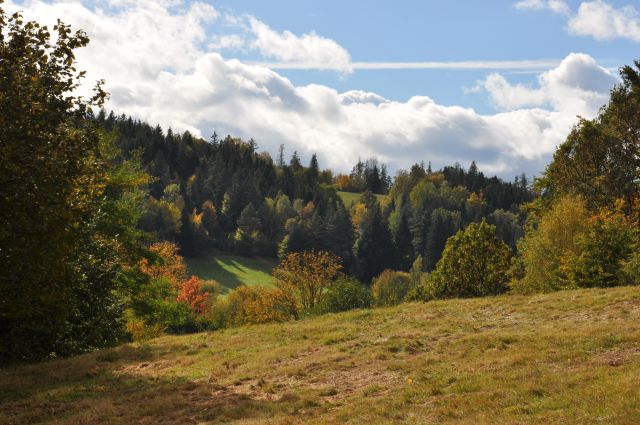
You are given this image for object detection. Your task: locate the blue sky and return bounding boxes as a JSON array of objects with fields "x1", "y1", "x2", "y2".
[
  {"x1": 7, "y1": 0, "x2": 640, "y2": 178},
  {"x1": 209, "y1": 0, "x2": 634, "y2": 111}
]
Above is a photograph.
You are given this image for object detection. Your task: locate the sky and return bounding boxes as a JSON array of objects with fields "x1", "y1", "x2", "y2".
[{"x1": 5, "y1": 0, "x2": 640, "y2": 178}]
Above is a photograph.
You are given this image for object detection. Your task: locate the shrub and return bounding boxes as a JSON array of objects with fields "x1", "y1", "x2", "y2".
[
  {"x1": 371, "y1": 270, "x2": 410, "y2": 307},
  {"x1": 125, "y1": 315, "x2": 166, "y2": 342},
  {"x1": 406, "y1": 274, "x2": 435, "y2": 302},
  {"x1": 511, "y1": 196, "x2": 588, "y2": 294},
  {"x1": 428, "y1": 220, "x2": 512, "y2": 299},
  {"x1": 273, "y1": 250, "x2": 343, "y2": 317},
  {"x1": 316, "y1": 278, "x2": 372, "y2": 313},
  {"x1": 621, "y1": 251, "x2": 640, "y2": 286},
  {"x1": 213, "y1": 285, "x2": 298, "y2": 327},
  {"x1": 566, "y1": 201, "x2": 639, "y2": 288},
  {"x1": 177, "y1": 276, "x2": 210, "y2": 314}
]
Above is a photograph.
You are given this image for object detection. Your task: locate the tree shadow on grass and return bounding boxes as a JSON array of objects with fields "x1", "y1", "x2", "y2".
[
  {"x1": 186, "y1": 254, "x2": 276, "y2": 294},
  {"x1": 0, "y1": 343, "x2": 311, "y2": 424},
  {"x1": 186, "y1": 257, "x2": 244, "y2": 292}
]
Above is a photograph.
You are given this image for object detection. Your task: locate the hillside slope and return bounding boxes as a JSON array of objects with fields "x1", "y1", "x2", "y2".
[
  {"x1": 185, "y1": 253, "x2": 276, "y2": 295},
  {"x1": 2, "y1": 286, "x2": 640, "y2": 424}
]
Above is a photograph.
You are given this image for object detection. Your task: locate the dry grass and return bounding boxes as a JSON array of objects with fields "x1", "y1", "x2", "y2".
[{"x1": 2, "y1": 286, "x2": 640, "y2": 424}]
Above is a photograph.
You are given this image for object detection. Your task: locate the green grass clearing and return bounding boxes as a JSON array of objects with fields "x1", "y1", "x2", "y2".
[
  {"x1": 185, "y1": 252, "x2": 276, "y2": 295},
  {"x1": 337, "y1": 191, "x2": 388, "y2": 208}
]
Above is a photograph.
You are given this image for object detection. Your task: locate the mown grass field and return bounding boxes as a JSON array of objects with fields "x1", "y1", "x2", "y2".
[
  {"x1": 185, "y1": 252, "x2": 276, "y2": 295},
  {"x1": 337, "y1": 191, "x2": 388, "y2": 208},
  {"x1": 3, "y1": 286, "x2": 640, "y2": 424}
]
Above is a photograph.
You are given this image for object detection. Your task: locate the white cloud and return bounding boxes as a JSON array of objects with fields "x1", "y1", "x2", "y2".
[
  {"x1": 339, "y1": 91, "x2": 389, "y2": 106},
  {"x1": 209, "y1": 34, "x2": 247, "y2": 51},
  {"x1": 247, "y1": 17, "x2": 352, "y2": 73},
  {"x1": 514, "y1": 0, "x2": 570, "y2": 16},
  {"x1": 516, "y1": 0, "x2": 640, "y2": 43},
  {"x1": 476, "y1": 53, "x2": 618, "y2": 114},
  {"x1": 5, "y1": 1, "x2": 620, "y2": 178},
  {"x1": 568, "y1": 0, "x2": 640, "y2": 42}
]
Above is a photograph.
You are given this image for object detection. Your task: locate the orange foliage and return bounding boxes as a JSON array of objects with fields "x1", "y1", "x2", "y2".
[
  {"x1": 336, "y1": 174, "x2": 352, "y2": 191},
  {"x1": 426, "y1": 172, "x2": 445, "y2": 187},
  {"x1": 139, "y1": 241, "x2": 187, "y2": 289},
  {"x1": 177, "y1": 275, "x2": 210, "y2": 314}
]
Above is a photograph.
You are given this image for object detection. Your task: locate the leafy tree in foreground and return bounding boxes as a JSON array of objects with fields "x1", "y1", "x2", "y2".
[
  {"x1": 511, "y1": 196, "x2": 589, "y2": 294},
  {"x1": 272, "y1": 250, "x2": 342, "y2": 318},
  {"x1": 543, "y1": 61, "x2": 640, "y2": 219},
  {"x1": 427, "y1": 220, "x2": 512, "y2": 299},
  {"x1": 566, "y1": 201, "x2": 639, "y2": 289},
  {"x1": 0, "y1": 6, "x2": 144, "y2": 361}
]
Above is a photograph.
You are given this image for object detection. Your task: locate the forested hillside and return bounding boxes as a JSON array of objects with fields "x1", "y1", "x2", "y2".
[{"x1": 98, "y1": 111, "x2": 532, "y2": 280}]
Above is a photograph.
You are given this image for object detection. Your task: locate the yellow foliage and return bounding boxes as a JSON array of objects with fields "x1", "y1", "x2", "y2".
[
  {"x1": 351, "y1": 203, "x2": 368, "y2": 235},
  {"x1": 125, "y1": 317, "x2": 166, "y2": 341},
  {"x1": 513, "y1": 195, "x2": 589, "y2": 294},
  {"x1": 218, "y1": 286, "x2": 297, "y2": 326},
  {"x1": 273, "y1": 251, "x2": 343, "y2": 315}
]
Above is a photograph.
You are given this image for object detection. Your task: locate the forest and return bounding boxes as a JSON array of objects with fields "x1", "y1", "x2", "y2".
[{"x1": 1, "y1": 5, "x2": 639, "y2": 365}]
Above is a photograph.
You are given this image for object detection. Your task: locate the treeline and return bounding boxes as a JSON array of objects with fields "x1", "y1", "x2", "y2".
[
  {"x1": 335, "y1": 158, "x2": 392, "y2": 194},
  {"x1": 97, "y1": 113, "x2": 532, "y2": 284}
]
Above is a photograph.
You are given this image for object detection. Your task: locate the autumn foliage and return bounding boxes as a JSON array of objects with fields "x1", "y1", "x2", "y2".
[
  {"x1": 177, "y1": 276, "x2": 210, "y2": 314},
  {"x1": 273, "y1": 250, "x2": 343, "y2": 317},
  {"x1": 139, "y1": 241, "x2": 188, "y2": 289}
]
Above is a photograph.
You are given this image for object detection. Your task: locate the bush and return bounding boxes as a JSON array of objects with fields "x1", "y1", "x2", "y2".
[
  {"x1": 371, "y1": 270, "x2": 410, "y2": 307},
  {"x1": 511, "y1": 196, "x2": 588, "y2": 294},
  {"x1": 211, "y1": 285, "x2": 297, "y2": 327},
  {"x1": 273, "y1": 250, "x2": 343, "y2": 317},
  {"x1": 621, "y1": 251, "x2": 640, "y2": 286},
  {"x1": 125, "y1": 315, "x2": 166, "y2": 342},
  {"x1": 148, "y1": 298, "x2": 197, "y2": 333},
  {"x1": 316, "y1": 278, "x2": 372, "y2": 313},
  {"x1": 513, "y1": 197, "x2": 639, "y2": 293},
  {"x1": 428, "y1": 220, "x2": 512, "y2": 299},
  {"x1": 406, "y1": 274, "x2": 435, "y2": 302},
  {"x1": 566, "y1": 202, "x2": 639, "y2": 288}
]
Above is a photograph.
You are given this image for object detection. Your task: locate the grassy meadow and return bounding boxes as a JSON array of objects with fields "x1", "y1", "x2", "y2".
[
  {"x1": 3, "y1": 285, "x2": 640, "y2": 424},
  {"x1": 185, "y1": 252, "x2": 276, "y2": 295},
  {"x1": 337, "y1": 191, "x2": 388, "y2": 208}
]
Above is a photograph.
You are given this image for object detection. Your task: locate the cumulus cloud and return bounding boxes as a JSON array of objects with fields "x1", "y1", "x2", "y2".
[
  {"x1": 5, "y1": 1, "x2": 620, "y2": 177},
  {"x1": 516, "y1": 0, "x2": 640, "y2": 43},
  {"x1": 476, "y1": 53, "x2": 618, "y2": 114},
  {"x1": 339, "y1": 91, "x2": 389, "y2": 106},
  {"x1": 248, "y1": 17, "x2": 352, "y2": 73},
  {"x1": 568, "y1": 0, "x2": 640, "y2": 42}
]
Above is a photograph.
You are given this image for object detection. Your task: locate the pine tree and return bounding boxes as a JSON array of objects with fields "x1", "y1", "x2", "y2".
[
  {"x1": 290, "y1": 151, "x2": 302, "y2": 171},
  {"x1": 354, "y1": 192, "x2": 394, "y2": 283},
  {"x1": 392, "y1": 210, "x2": 414, "y2": 271},
  {"x1": 277, "y1": 144, "x2": 285, "y2": 167},
  {"x1": 309, "y1": 154, "x2": 319, "y2": 178},
  {"x1": 424, "y1": 208, "x2": 461, "y2": 271}
]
